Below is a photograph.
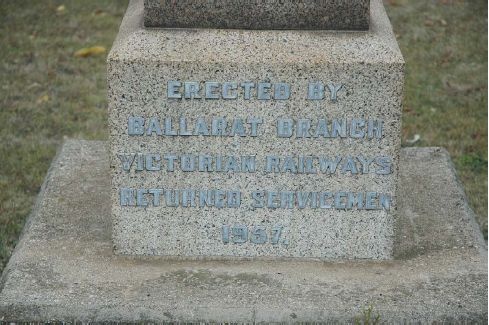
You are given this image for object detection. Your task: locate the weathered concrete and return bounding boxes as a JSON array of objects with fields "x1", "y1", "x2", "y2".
[
  {"x1": 0, "y1": 140, "x2": 486, "y2": 322},
  {"x1": 108, "y1": 0, "x2": 404, "y2": 259},
  {"x1": 144, "y1": 0, "x2": 370, "y2": 30}
]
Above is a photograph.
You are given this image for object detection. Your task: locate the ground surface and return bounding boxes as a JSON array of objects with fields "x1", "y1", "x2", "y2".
[{"x1": 0, "y1": 0, "x2": 487, "y2": 271}]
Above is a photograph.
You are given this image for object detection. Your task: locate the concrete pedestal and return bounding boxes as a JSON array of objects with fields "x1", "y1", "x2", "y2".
[
  {"x1": 0, "y1": 140, "x2": 486, "y2": 322},
  {"x1": 109, "y1": 0, "x2": 404, "y2": 259}
]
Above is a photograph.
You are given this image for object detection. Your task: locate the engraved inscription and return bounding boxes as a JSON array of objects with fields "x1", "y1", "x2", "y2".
[
  {"x1": 128, "y1": 116, "x2": 263, "y2": 137},
  {"x1": 119, "y1": 188, "x2": 391, "y2": 210},
  {"x1": 118, "y1": 153, "x2": 392, "y2": 175},
  {"x1": 167, "y1": 81, "x2": 343, "y2": 101},
  {"x1": 222, "y1": 225, "x2": 286, "y2": 245},
  {"x1": 127, "y1": 116, "x2": 383, "y2": 139},
  {"x1": 116, "y1": 79, "x2": 396, "y2": 248}
]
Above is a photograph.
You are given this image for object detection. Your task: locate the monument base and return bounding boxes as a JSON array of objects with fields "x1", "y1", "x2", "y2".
[{"x1": 0, "y1": 140, "x2": 486, "y2": 322}]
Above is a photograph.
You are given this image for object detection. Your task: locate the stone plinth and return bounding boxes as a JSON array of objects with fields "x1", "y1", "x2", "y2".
[
  {"x1": 144, "y1": 0, "x2": 370, "y2": 30},
  {"x1": 0, "y1": 141, "x2": 486, "y2": 322},
  {"x1": 108, "y1": 0, "x2": 404, "y2": 259}
]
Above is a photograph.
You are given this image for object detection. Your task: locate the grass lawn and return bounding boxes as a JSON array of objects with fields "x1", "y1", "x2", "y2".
[
  {"x1": 385, "y1": 0, "x2": 487, "y2": 238},
  {"x1": 0, "y1": 0, "x2": 487, "y2": 271}
]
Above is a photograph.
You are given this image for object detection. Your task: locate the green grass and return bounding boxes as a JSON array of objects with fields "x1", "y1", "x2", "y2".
[
  {"x1": 385, "y1": 0, "x2": 487, "y2": 238},
  {"x1": 0, "y1": 0, "x2": 128, "y2": 270},
  {"x1": 354, "y1": 305, "x2": 381, "y2": 325},
  {"x1": 0, "y1": 0, "x2": 486, "y2": 271}
]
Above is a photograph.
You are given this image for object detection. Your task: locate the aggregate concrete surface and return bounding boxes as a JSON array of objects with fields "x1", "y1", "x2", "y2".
[{"x1": 0, "y1": 140, "x2": 486, "y2": 322}]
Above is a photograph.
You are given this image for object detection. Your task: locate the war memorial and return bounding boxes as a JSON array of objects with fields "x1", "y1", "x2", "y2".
[{"x1": 0, "y1": 0, "x2": 486, "y2": 322}]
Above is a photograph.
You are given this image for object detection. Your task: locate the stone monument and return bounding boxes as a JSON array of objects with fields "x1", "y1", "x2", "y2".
[
  {"x1": 0, "y1": 0, "x2": 486, "y2": 322},
  {"x1": 109, "y1": 0, "x2": 403, "y2": 260}
]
